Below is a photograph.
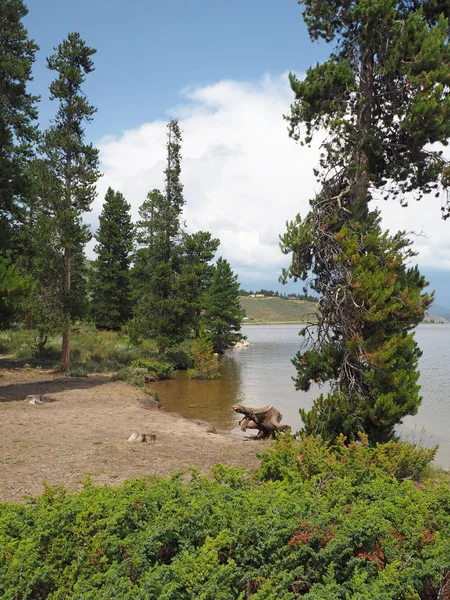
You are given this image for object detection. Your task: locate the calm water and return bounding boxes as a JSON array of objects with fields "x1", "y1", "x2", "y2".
[{"x1": 154, "y1": 324, "x2": 450, "y2": 468}]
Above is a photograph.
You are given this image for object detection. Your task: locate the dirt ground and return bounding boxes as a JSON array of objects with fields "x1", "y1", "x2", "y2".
[{"x1": 0, "y1": 362, "x2": 263, "y2": 504}]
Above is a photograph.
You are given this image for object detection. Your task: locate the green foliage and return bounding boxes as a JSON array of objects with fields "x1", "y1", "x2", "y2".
[
  {"x1": 132, "y1": 121, "x2": 193, "y2": 353},
  {"x1": 187, "y1": 334, "x2": 221, "y2": 380},
  {"x1": 131, "y1": 358, "x2": 174, "y2": 380},
  {"x1": 0, "y1": 0, "x2": 39, "y2": 252},
  {"x1": 165, "y1": 349, "x2": 193, "y2": 370},
  {"x1": 290, "y1": 0, "x2": 450, "y2": 211},
  {"x1": 68, "y1": 364, "x2": 89, "y2": 377},
  {"x1": 0, "y1": 257, "x2": 34, "y2": 328},
  {"x1": 202, "y1": 257, "x2": 245, "y2": 353},
  {"x1": 0, "y1": 442, "x2": 448, "y2": 599},
  {"x1": 283, "y1": 209, "x2": 432, "y2": 443},
  {"x1": 282, "y1": 0, "x2": 448, "y2": 443},
  {"x1": 38, "y1": 32, "x2": 100, "y2": 372},
  {"x1": 0, "y1": 328, "x2": 157, "y2": 371},
  {"x1": 91, "y1": 188, "x2": 134, "y2": 330}
]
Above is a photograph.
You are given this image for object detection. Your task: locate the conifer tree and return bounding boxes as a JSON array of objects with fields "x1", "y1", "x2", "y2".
[
  {"x1": 132, "y1": 121, "x2": 190, "y2": 353},
  {"x1": 202, "y1": 257, "x2": 245, "y2": 354},
  {"x1": 181, "y1": 230, "x2": 220, "y2": 338},
  {"x1": 41, "y1": 33, "x2": 100, "y2": 371},
  {"x1": 0, "y1": 0, "x2": 39, "y2": 250},
  {"x1": 281, "y1": 0, "x2": 449, "y2": 442},
  {"x1": 0, "y1": 0, "x2": 39, "y2": 327},
  {"x1": 91, "y1": 188, "x2": 134, "y2": 330}
]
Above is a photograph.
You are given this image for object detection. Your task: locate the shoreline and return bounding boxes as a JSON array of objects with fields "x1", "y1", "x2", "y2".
[{"x1": 0, "y1": 367, "x2": 262, "y2": 503}]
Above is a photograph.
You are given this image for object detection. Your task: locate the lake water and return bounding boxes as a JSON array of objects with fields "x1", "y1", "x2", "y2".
[{"x1": 154, "y1": 324, "x2": 450, "y2": 469}]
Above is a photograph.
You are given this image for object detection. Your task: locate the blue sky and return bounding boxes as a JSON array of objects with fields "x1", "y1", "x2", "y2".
[
  {"x1": 25, "y1": 0, "x2": 326, "y2": 137},
  {"x1": 23, "y1": 0, "x2": 450, "y2": 307}
]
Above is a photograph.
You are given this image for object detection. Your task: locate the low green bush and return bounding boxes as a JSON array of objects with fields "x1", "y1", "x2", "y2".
[
  {"x1": 68, "y1": 364, "x2": 89, "y2": 377},
  {"x1": 131, "y1": 359, "x2": 174, "y2": 380},
  {"x1": 0, "y1": 440, "x2": 448, "y2": 599},
  {"x1": 165, "y1": 349, "x2": 193, "y2": 370}
]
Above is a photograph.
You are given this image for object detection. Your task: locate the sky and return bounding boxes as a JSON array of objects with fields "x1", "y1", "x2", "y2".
[{"x1": 24, "y1": 0, "x2": 450, "y2": 306}]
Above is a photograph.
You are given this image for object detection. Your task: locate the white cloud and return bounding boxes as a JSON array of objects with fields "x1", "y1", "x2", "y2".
[{"x1": 90, "y1": 73, "x2": 450, "y2": 287}]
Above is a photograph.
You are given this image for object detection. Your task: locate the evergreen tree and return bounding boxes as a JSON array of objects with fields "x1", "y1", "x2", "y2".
[
  {"x1": 281, "y1": 0, "x2": 449, "y2": 442},
  {"x1": 202, "y1": 257, "x2": 245, "y2": 354},
  {"x1": 0, "y1": 0, "x2": 39, "y2": 250},
  {"x1": 0, "y1": 0, "x2": 39, "y2": 327},
  {"x1": 132, "y1": 121, "x2": 192, "y2": 353},
  {"x1": 91, "y1": 188, "x2": 134, "y2": 330},
  {"x1": 180, "y1": 230, "x2": 220, "y2": 338},
  {"x1": 41, "y1": 33, "x2": 100, "y2": 371}
]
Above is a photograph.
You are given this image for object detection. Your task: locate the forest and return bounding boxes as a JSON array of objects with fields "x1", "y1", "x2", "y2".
[{"x1": 1, "y1": 0, "x2": 450, "y2": 597}]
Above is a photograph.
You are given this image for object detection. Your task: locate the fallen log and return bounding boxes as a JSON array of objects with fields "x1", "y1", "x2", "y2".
[{"x1": 232, "y1": 404, "x2": 290, "y2": 440}]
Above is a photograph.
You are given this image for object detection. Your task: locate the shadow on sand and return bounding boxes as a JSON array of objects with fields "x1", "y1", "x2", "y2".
[{"x1": 0, "y1": 361, "x2": 112, "y2": 403}]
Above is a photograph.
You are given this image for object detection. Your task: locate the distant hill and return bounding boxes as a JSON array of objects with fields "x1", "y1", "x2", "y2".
[
  {"x1": 240, "y1": 296, "x2": 318, "y2": 324},
  {"x1": 429, "y1": 303, "x2": 450, "y2": 319}
]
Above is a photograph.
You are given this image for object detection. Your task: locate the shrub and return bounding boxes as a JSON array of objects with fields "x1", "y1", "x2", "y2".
[
  {"x1": 165, "y1": 349, "x2": 193, "y2": 370},
  {"x1": 68, "y1": 364, "x2": 89, "y2": 377},
  {"x1": 0, "y1": 453, "x2": 449, "y2": 599},
  {"x1": 131, "y1": 359, "x2": 174, "y2": 380},
  {"x1": 187, "y1": 335, "x2": 220, "y2": 380}
]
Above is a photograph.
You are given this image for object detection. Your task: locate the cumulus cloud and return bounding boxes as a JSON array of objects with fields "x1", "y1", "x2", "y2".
[{"x1": 90, "y1": 73, "x2": 450, "y2": 288}]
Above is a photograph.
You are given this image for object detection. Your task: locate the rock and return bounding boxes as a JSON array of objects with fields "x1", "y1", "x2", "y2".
[
  {"x1": 144, "y1": 374, "x2": 159, "y2": 383},
  {"x1": 127, "y1": 432, "x2": 148, "y2": 443},
  {"x1": 232, "y1": 340, "x2": 250, "y2": 349}
]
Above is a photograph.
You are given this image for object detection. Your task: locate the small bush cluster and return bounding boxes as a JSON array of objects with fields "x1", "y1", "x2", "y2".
[
  {"x1": 187, "y1": 335, "x2": 221, "y2": 380},
  {"x1": 0, "y1": 438, "x2": 448, "y2": 599},
  {"x1": 131, "y1": 359, "x2": 174, "y2": 380}
]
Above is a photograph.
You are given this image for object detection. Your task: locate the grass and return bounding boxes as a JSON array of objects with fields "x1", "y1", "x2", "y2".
[
  {"x1": 0, "y1": 327, "x2": 160, "y2": 372},
  {"x1": 240, "y1": 296, "x2": 318, "y2": 323}
]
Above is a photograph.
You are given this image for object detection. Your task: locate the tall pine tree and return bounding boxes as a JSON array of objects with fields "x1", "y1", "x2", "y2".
[
  {"x1": 0, "y1": 0, "x2": 39, "y2": 249},
  {"x1": 0, "y1": 0, "x2": 39, "y2": 327},
  {"x1": 132, "y1": 121, "x2": 191, "y2": 353},
  {"x1": 281, "y1": 0, "x2": 449, "y2": 442},
  {"x1": 91, "y1": 188, "x2": 134, "y2": 330},
  {"x1": 42, "y1": 33, "x2": 100, "y2": 371}
]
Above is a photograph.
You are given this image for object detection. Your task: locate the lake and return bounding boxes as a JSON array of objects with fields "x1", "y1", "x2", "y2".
[{"x1": 154, "y1": 324, "x2": 450, "y2": 469}]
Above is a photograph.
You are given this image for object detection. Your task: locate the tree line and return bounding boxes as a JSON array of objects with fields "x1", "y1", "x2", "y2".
[{"x1": 0, "y1": 1, "x2": 244, "y2": 371}]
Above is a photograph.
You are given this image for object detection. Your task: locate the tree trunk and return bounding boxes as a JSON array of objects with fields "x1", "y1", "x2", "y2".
[
  {"x1": 232, "y1": 404, "x2": 290, "y2": 440},
  {"x1": 24, "y1": 311, "x2": 31, "y2": 330},
  {"x1": 60, "y1": 244, "x2": 71, "y2": 372},
  {"x1": 158, "y1": 345, "x2": 166, "y2": 355}
]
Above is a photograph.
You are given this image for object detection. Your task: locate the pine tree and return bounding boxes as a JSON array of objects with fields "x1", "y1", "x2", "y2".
[
  {"x1": 0, "y1": 0, "x2": 39, "y2": 251},
  {"x1": 280, "y1": 0, "x2": 449, "y2": 442},
  {"x1": 42, "y1": 33, "x2": 100, "y2": 371},
  {"x1": 0, "y1": 0, "x2": 39, "y2": 327},
  {"x1": 202, "y1": 257, "x2": 245, "y2": 354},
  {"x1": 132, "y1": 121, "x2": 190, "y2": 353},
  {"x1": 180, "y1": 230, "x2": 220, "y2": 338},
  {"x1": 91, "y1": 188, "x2": 134, "y2": 330}
]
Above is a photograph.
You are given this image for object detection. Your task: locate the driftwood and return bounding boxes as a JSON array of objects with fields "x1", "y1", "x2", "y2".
[
  {"x1": 232, "y1": 404, "x2": 290, "y2": 440},
  {"x1": 26, "y1": 395, "x2": 51, "y2": 405},
  {"x1": 127, "y1": 431, "x2": 157, "y2": 443}
]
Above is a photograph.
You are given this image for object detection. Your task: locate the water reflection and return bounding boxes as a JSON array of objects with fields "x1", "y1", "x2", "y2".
[
  {"x1": 151, "y1": 355, "x2": 243, "y2": 430},
  {"x1": 152, "y1": 324, "x2": 450, "y2": 468}
]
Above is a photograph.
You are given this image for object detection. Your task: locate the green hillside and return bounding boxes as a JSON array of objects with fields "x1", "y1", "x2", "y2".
[{"x1": 240, "y1": 296, "x2": 318, "y2": 323}]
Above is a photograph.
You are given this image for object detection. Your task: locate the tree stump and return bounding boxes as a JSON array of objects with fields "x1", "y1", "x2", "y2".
[
  {"x1": 232, "y1": 404, "x2": 290, "y2": 440},
  {"x1": 128, "y1": 432, "x2": 148, "y2": 443},
  {"x1": 26, "y1": 395, "x2": 47, "y2": 404}
]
